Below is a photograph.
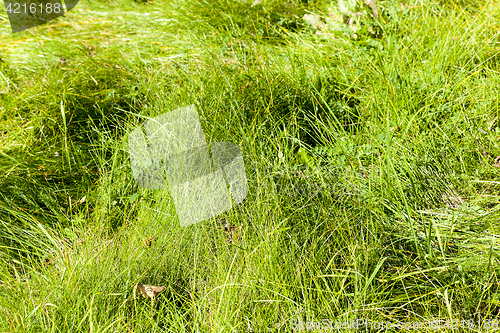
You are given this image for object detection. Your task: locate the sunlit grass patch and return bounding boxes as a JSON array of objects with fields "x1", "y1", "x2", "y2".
[{"x1": 1, "y1": 0, "x2": 500, "y2": 330}]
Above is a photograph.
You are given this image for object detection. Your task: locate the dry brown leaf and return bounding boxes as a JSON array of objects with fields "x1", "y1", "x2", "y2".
[
  {"x1": 494, "y1": 156, "x2": 500, "y2": 168},
  {"x1": 136, "y1": 284, "x2": 165, "y2": 299},
  {"x1": 224, "y1": 225, "x2": 241, "y2": 244},
  {"x1": 76, "y1": 195, "x2": 86, "y2": 205},
  {"x1": 144, "y1": 236, "x2": 155, "y2": 247}
]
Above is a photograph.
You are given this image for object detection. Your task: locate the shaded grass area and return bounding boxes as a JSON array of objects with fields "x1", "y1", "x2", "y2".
[{"x1": 1, "y1": 0, "x2": 500, "y2": 331}]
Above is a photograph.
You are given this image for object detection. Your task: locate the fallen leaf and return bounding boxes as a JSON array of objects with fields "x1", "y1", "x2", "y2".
[
  {"x1": 144, "y1": 236, "x2": 155, "y2": 247},
  {"x1": 224, "y1": 224, "x2": 241, "y2": 244},
  {"x1": 494, "y1": 156, "x2": 500, "y2": 168},
  {"x1": 136, "y1": 284, "x2": 165, "y2": 299},
  {"x1": 76, "y1": 195, "x2": 86, "y2": 204}
]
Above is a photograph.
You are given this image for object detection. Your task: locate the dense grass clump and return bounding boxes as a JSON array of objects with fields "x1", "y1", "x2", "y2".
[{"x1": 1, "y1": 0, "x2": 500, "y2": 331}]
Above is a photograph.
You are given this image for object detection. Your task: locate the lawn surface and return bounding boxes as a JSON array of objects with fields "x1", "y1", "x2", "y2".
[{"x1": 1, "y1": 0, "x2": 500, "y2": 331}]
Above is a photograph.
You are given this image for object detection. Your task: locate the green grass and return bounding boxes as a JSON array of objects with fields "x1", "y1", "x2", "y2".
[{"x1": 1, "y1": 0, "x2": 500, "y2": 331}]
